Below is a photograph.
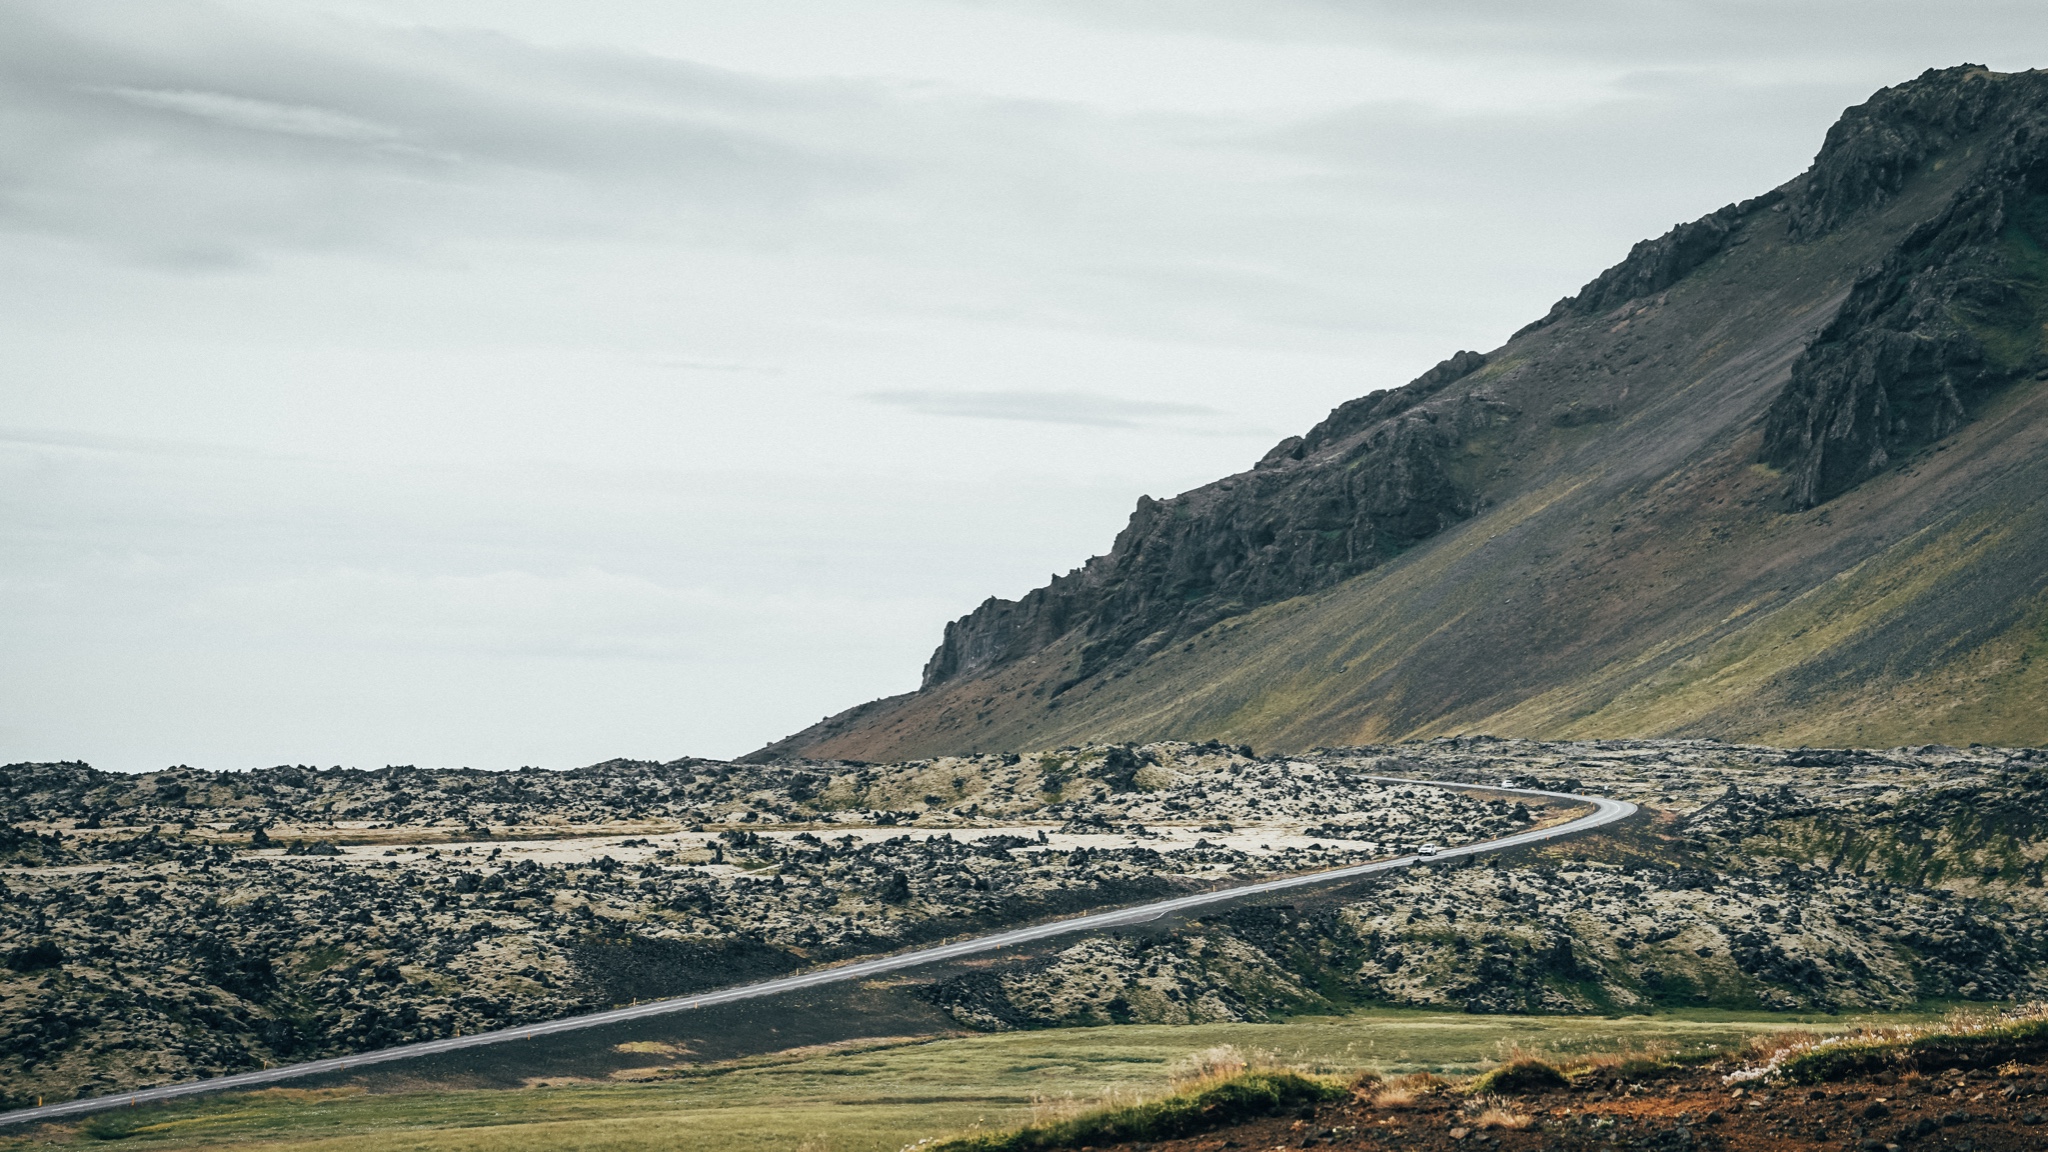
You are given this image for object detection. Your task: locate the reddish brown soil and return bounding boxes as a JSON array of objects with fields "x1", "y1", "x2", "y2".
[{"x1": 1079, "y1": 1061, "x2": 2048, "y2": 1152}]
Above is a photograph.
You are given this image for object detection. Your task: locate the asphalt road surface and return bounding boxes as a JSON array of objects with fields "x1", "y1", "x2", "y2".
[{"x1": 0, "y1": 776, "x2": 1634, "y2": 1127}]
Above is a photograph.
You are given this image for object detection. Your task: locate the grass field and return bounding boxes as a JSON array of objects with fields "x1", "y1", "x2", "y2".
[{"x1": 1, "y1": 1009, "x2": 1923, "y2": 1152}]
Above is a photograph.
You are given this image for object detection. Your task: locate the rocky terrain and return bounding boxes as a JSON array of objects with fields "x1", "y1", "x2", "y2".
[
  {"x1": 932, "y1": 740, "x2": 2048, "y2": 1037},
  {"x1": 1031, "y1": 1046, "x2": 2048, "y2": 1152},
  {"x1": 8, "y1": 740, "x2": 2048, "y2": 1112},
  {"x1": 0, "y1": 744, "x2": 1554, "y2": 1107},
  {"x1": 759, "y1": 64, "x2": 2048, "y2": 762}
]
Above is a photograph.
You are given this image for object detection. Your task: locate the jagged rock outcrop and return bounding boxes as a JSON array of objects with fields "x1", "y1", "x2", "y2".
[
  {"x1": 1763, "y1": 69, "x2": 2048, "y2": 506},
  {"x1": 923, "y1": 350, "x2": 1510, "y2": 690},
  {"x1": 1786, "y1": 65, "x2": 2021, "y2": 242},
  {"x1": 1567, "y1": 194, "x2": 1776, "y2": 315},
  {"x1": 1516, "y1": 192, "x2": 1785, "y2": 337}
]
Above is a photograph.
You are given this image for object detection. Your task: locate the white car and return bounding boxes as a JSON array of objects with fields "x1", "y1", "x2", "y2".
[{"x1": 1418, "y1": 842, "x2": 1442, "y2": 857}]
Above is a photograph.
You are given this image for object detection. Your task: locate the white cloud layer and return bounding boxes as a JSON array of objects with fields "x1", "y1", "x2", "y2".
[{"x1": 3, "y1": 0, "x2": 2045, "y2": 769}]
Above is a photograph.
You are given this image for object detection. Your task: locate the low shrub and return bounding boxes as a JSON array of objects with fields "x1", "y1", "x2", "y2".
[
  {"x1": 1474, "y1": 1104, "x2": 1533, "y2": 1130},
  {"x1": 1466, "y1": 1058, "x2": 1569, "y2": 1096},
  {"x1": 1731, "y1": 1004, "x2": 2048, "y2": 1085},
  {"x1": 1570, "y1": 1039, "x2": 1683, "y2": 1080},
  {"x1": 930, "y1": 1069, "x2": 1344, "y2": 1152},
  {"x1": 1168, "y1": 1044, "x2": 1250, "y2": 1091}
]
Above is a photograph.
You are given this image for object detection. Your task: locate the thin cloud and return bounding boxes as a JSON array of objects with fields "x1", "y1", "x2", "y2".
[
  {"x1": 0, "y1": 7, "x2": 865, "y2": 264},
  {"x1": 865, "y1": 389, "x2": 1218, "y2": 428},
  {"x1": 86, "y1": 86, "x2": 413, "y2": 146},
  {"x1": 0, "y1": 425, "x2": 292, "y2": 462},
  {"x1": 649, "y1": 355, "x2": 782, "y2": 374}
]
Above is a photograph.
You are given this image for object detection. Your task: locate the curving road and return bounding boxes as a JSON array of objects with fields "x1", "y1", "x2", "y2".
[{"x1": 0, "y1": 777, "x2": 1634, "y2": 1128}]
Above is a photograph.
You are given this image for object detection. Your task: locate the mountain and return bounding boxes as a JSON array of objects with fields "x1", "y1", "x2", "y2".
[{"x1": 753, "y1": 65, "x2": 2048, "y2": 762}]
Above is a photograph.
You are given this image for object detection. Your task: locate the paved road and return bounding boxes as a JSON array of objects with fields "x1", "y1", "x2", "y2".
[{"x1": 0, "y1": 777, "x2": 1634, "y2": 1127}]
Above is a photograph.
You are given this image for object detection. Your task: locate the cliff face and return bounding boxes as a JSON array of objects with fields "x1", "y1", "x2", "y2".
[
  {"x1": 1763, "y1": 72, "x2": 2048, "y2": 506},
  {"x1": 920, "y1": 347, "x2": 1503, "y2": 693},
  {"x1": 755, "y1": 66, "x2": 2048, "y2": 763}
]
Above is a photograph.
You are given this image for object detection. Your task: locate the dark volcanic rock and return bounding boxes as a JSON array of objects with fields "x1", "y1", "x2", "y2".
[
  {"x1": 1786, "y1": 65, "x2": 2020, "y2": 242},
  {"x1": 921, "y1": 349, "x2": 1510, "y2": 689},
  {"x1": 571, "y1": 933, "x2": 802, "y2": 1004},
  {"x1": 1763, "y1": 68, "x2": 2048, "y2": 506},
  {"x1": 1524, "y1": 191, "x2": 1783, "y2": 330}
]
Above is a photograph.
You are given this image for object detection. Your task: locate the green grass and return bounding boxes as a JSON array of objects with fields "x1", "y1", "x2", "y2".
[
  {"x1": 929, "y1": 1069, "x2": 1343, "y2": 1152},
  {"x1": 1, "y1": 1008, "x2": 1913, "y2": 1152},
  {"x1": 1743, "y1": 1004, "x2": 2048, "y2": 1085}
]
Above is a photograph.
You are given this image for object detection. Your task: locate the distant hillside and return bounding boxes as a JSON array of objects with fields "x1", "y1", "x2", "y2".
[{"x1": 755, "y1": 65, "x2": 2048, "y2": 762}]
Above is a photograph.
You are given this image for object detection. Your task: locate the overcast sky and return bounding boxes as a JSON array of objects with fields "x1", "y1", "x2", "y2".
[{"x1": 4, "y1": 2, "x2": 2044, "y2": 772}]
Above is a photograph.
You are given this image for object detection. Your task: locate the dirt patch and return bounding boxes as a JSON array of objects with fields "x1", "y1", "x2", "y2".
[
  {"x1": 612, "y1": 1040, "x2": 692, "y2": 1057},
  {"x1": 1064, "y1": 1059, "x2": 2048, "y2": 1151}
]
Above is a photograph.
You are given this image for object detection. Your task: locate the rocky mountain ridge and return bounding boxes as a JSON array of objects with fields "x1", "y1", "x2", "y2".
[
  {"x1": 917, "y1": 345, "x2": 1508, "y2": 697},
  {"x1": 758, "y1": 65, "x2": 2048, "y2": 763}
]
